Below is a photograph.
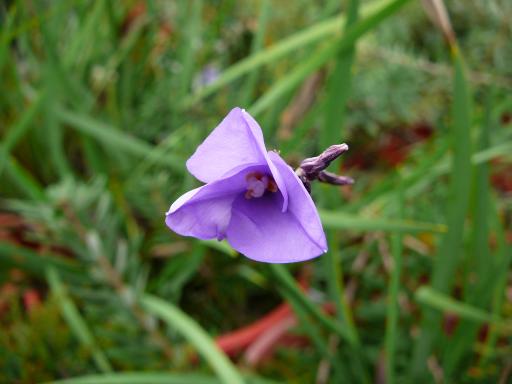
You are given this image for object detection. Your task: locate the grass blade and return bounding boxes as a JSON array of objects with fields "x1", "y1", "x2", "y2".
[
  {"x1": 177, "y1": 0, "x2": 203, "y2": 98},
  {"x1": 2, "y1": 155, "x2": 45, "y2": 200},
  {"x1": 180, "y1": 0, "x2": 398, "y2": 108},
  {"x1": 141, "y1": 294, "x2": 245, "y2": 384},
  {"x1": 443, "y1": 88, "x2": 494, "y2": 375},
  {"x1": 321, "y1": 0, "x2": 359, "y2": 150},
  {"x1": 480, "y1": 197, "x2": 512, "y2": 364},
  {"x1": 0, "y1": 241, "x2": 82, "y2": 280},
  {"x1": 384, "y1": 178, "x2": 404, "y2": 383},
  {"x1": 319, "y1": 1, "x2": 363, "y2": 379},
  {"x1": 56, "y1": 108, "x2": 183, "y2": 171},
  {"x1": 319, "y1": 210, "x2": 446, "y2": 233},
  {"x1": 48, "y1": 373, "x2": 220, "y2": 384},
  {"x1": 268, "y1": 264, "x2": 354, "y2": 344},
  {"x1": 411, "y1": 45, "x2": 473, "y2": 378},
  {"x1": 415, "y1": 286, "x2": 511, "y2": 333},
  {"x1": 240, "y1": 0, "x2": 271, "y2": 106},
  {"x1": 249, "y1": 0, "x2": 412, "y2": 117},
  {"x1": 46, "y1": 267, "x2": 112, "y2": 373},
  {"x1": 0, "y1": 92, "x2": 45, "y2": 177},
  {"x1": 249, "y1": 39, "x2": 338, "y2": 117},
  {"x1": 48, "y1": 372, "x2": 278, "y2": 384}
]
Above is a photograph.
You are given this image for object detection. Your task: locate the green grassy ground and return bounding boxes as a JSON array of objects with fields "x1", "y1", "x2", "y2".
[{"x1": 1, "y1": 0, "x2": 511, "y2": 383}]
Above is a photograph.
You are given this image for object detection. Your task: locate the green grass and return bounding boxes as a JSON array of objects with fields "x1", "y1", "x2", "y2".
[{"x1": 1, "y1": 0, "x2": 511, "y2": 383}]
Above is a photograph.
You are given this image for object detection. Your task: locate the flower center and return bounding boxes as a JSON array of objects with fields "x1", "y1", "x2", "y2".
[{"x1": 244, "y1": 172, "x2": 278, "y2": 199}]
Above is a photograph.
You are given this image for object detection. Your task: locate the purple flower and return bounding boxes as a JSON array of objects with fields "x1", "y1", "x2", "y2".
[{"x1": 165, "y1": 107, "x2": 327, "y2": 263}]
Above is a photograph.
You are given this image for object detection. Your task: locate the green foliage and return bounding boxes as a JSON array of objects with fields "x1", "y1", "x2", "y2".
[
  {"x1": 1, "y1": 0, "x2": 511, "y2": 382},
  {"x1": 0, "y1": 296, "x2": 87, "y2": 383}
]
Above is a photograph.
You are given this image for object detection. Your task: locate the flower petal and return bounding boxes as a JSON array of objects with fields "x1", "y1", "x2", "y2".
[
  {"x1": 186, "y1": 107, "x2": 267, "y2": 183},
  {"x1": 268, "y1": 151, "x2": 327, "y2": 251},
  {"x1": 223, "y1": 151, "x2": 326, "y2": 263},
  {"x1": 226, "y1": 194, "x2": 326, "y2": 263},
  {"x1": 186, "y1": 108, "x2": 289, "y2": 211},
  {"x1": 242, "y1": 111, "x2": 289, "y2": 212},
  {"x1": 166, "y1": 165, "x2": 267, "y2": 240}
]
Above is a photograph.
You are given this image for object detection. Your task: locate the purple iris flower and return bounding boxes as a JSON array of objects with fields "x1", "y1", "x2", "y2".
[{"x1": 165, "y1": 107, "x2": 327, "y2": 263}]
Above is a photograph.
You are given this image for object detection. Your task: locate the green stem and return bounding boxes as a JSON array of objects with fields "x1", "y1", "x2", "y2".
[{"x1": 385, "y1": 177, "x2": 404, "y2": 383}]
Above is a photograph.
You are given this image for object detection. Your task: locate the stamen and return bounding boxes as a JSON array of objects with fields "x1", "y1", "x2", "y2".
[
  {"x1": 267, "y1": 179, "x2": 278, "y2": 193},
  {"x1": 244, "y1": 172, "x2": 278, "y2": 199}
]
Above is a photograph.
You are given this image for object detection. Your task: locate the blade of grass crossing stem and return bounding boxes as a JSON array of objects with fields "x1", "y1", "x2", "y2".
[
  {"x1": 249, "y1": 40, "x2": 338, "y2": 117},
  {"x1": 411, "y1": 45, "x2": 473, "y2": 378},
  {"x1": 385, "y1": 176, "x2": 404, "y2": 384},
  {"x1": 415, "y1": 287, "x2": 512, "y2": 332},
  {"x1": 443, "y1": 88, "x2": 494, "y2": 376},
  {"x1": 46, "y1": 267, "x2": 112, "y2": 373},
  {"x1": 181, "y1": 0, "x2": 407, "y2": 108},
  {"x1": 240, "y1": 0, "x2": 270, "y2": 107},
  {"x1": 260, "y1": 93, "x2": 290, "y2": 138},
  {"x1": 180, "y1": 0, "x2": 397, "y2": 108},
  {"x1": 141, "y1": 295, "x2": 245, "y2": 384},
  {"x1": 249, "y1": 0, "x2": 411, "y2": 117},
  {"x1": 321, "y1": 0, "x2": 360, "y2": 364}
]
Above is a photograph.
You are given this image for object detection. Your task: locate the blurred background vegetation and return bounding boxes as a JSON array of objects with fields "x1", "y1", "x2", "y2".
[{"x1": 1, "y1": 0, "x2": 511, "y2": 383}]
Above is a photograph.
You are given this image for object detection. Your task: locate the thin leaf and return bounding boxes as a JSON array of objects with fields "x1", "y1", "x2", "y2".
[
  {"x1": 443, "y1": 87, "x2": 494, "y2": 375},
  {"x1": 141, "y1": 294, "x2": 245, "y2": 384},
  {"x1": 268, "y1": 264, "x2": 355, "y2": 344},
  {"x1": 0, "y1": 92, "x2": 45, "y2": 177},
  {"x1": 415, "y1": 286, "x2": 512, "y2": 333},
  {"x1": 1, "y1": 155, "x2": 46, "y2": 200},
  {"x1": 249, "y1": 0, "x2": 413, "y2": 117},
  {"x1": 411, "y1": 46, "x2": 473, "y2": 377},
  {"x1": 180, "y1": 0, "x2": 396, "y2": 108},
  {"x1": 319, "y1": 210, "x2": 447, "y2": 233},
  {"x1": 47, "y1": 372, "x2": 278, "y2": 384},
  {"x1": 240, "y1": 0, "x2": 271, "y2": 106},
  {"x1": 48, "y1": 373, "x2": 219, "y2": 384},
  {"x1": 320, "y1": 1, "x2": 365, "y2": 380},
  {"x1": 56, "y1": 108, "x2": 183, "y2": 171},
  {"x1": 385, "y1": 177, "x2": 405, "y2": 383},
  {"x1": 0, "y1": 241, "x2": 82, "y2": 281},
  {"x1": 46, "y1": 267, "x2": 113, "y2": 373}
]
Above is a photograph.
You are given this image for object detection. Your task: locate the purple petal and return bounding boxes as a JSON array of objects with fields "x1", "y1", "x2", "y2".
[
  {"x1": 186, "y1": 108, "x2": 289, "y2": 211},
  {"x1": 166, "y1": 165, "x2": 267, "y2": 240},
  {"x1": 186, "y1": 108, "x2": 267, "y2": 183},
  {"x1": 269, "y1": 151, "x2": 327, "y2": 252},
  {"x1": 225, "y1": 153, "x2": 326, "y2": 263},
  {"x1": 242, "y1": 110, "x2": 289, "y2": 212},
  {"x1": 226, "y1": 193, "x2": 326, "y2": 263}
]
